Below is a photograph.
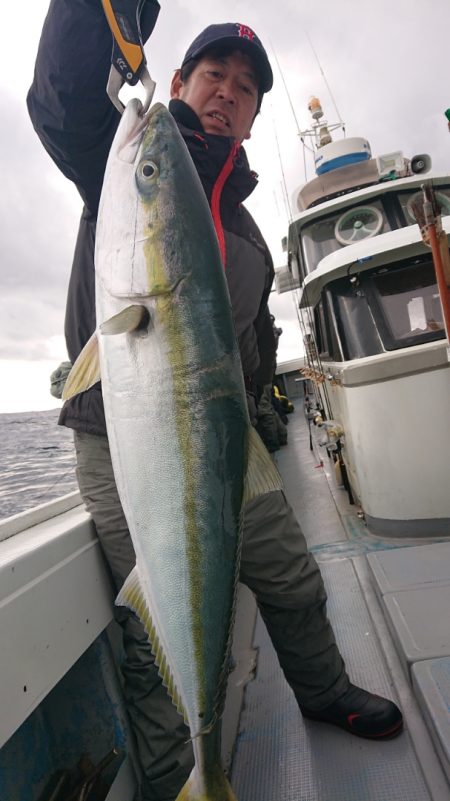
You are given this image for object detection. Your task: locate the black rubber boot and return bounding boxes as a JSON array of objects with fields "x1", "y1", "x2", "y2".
[{"x1": 300, "y1": 683, "x2": 403, "y2": 740}]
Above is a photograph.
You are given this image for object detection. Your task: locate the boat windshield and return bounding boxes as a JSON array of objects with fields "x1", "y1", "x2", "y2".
[
  {"x1": 367, "y1": 259, "x2": 446, "y2": 349},
  {"x1": 321, "y1": 256, "x2": 447, "y2": 361},
  {"x1": 302, "y1": 199, "x2": 390, "y2": 272}
]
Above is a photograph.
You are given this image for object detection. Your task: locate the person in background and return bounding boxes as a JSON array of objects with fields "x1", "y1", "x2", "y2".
[
  {"x1": 255, "y1": 313, "x2": 287, "y2": 452},
  {"x1": 27, "y1": 3, "x2": 403, "y2": 799}
]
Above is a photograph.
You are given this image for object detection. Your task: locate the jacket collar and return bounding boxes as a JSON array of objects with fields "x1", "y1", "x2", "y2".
[{"x1": 168, "y1": 99, "x2": 258, "y2": 205}]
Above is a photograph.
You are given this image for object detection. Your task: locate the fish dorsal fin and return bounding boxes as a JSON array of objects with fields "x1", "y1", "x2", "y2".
[
  {"x1": 62, "y1": 332, "x2": 100, "y2": 400},
  {"x1": 100, "y1": 304, "x2": 148, "y2": 335},
  {"x1": 116, "y1": 566, "x2": 187, "y2": 723},
  {"x1": 243, "y1": 425, "x2": 283, "y2": 506}
]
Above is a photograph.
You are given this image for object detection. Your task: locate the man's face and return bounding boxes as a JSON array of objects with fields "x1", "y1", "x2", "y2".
[{"x1": 170, "y1": 50, "x2": 259, "y2": 142}]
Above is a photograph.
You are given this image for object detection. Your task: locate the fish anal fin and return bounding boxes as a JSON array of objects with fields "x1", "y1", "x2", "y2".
[
  {"x1": 243, "y1": 425, "x2": 283, "y2": 506},
  {"x1": 62, "y1": 332, "x2": 100, "y2": 400},
  {"x1": 116, "y1": 566, "x2": 187, "y2": 722},
  {"x1": 100, "y1": 304, "x2": 148, "y2": 335}
]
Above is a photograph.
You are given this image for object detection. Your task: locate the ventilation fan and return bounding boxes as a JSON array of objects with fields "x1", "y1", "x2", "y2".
[{"x1": 335, "y1": 205, "x2": 383, "y2": 245}]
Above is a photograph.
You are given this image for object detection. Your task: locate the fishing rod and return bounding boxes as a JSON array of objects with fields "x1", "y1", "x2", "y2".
[
  {"x1": 270, "y1": 101, "x2": 333, "y2": 428},
  {"x1": 412, "y1": 183, "x2": 450, "y2": 360},
  {"x1": 270, "y1": 105, "x2": 325, "y2": 423}
]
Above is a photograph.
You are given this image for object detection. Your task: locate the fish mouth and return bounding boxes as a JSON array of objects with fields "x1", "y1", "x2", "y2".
[
  {"x1": 117, "y1": 107, "x2": 149, "y2": 163},
  {"x1": 117, "y1": 102, "x2": 168, "y2": 164}
]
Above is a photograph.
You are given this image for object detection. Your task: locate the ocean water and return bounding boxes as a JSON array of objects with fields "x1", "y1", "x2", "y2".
[{"x1": 0, "y1": 409, "x2": 78, "y2": 521}]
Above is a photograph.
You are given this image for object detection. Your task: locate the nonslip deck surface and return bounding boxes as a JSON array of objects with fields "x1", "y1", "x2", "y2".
[
  {"x1": 413, "y1": 658, "x2": 450, "y2": 784},
  {"x1": 231, "y1": 409, "x2": 449, "y2": 801},
  {"x1": 368, "y1": 543, "x2": 450, "y2": 786}
]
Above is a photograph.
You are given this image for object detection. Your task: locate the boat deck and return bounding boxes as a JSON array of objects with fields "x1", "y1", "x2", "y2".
[
  {"x1": 230, "y1": 407, "x2": 450, "y2": 801},
  {"x1": 1, "y1": 405, "x2": 450, "y2": 800}
]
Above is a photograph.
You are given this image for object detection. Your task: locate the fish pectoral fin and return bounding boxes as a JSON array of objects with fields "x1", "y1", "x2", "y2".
[
  {"x1": 100, "y1": 304, "x2": 149, "y2": 335},
  {"x1": 243, "y1": 425, "x2": 284, "y2": 506},
  {"x1": 62, "y1": 332, "x2": 101, "y2": 400},
  {"x1": 116, "y1": 567, "x2": 187, "y2": 723}
]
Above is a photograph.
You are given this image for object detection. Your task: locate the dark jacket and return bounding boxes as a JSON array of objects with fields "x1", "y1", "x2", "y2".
[{"x1": 27, "y1": 0, "x2": 276, "y2": 435}]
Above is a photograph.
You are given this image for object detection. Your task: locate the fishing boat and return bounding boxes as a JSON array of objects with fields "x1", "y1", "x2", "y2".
[
  {"x1": 1, "y1": 101, "x2": 450, "y2": 799},
  {"x1": 284, "y1": 96, "x2": 450, "y2": 538}
]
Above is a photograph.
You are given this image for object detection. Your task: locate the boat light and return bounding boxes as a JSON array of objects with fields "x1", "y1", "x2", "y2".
[{"x1": 308, "y1": 96, "x2": 324, "y2": 120}]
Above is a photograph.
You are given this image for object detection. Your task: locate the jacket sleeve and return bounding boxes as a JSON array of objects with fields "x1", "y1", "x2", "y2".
[
  {"x1": 26, "y1": 0, "x2": 160, "y2": 215},
  {"x1": 253, "y1": 248, "x2": 277, "y2": 388}
]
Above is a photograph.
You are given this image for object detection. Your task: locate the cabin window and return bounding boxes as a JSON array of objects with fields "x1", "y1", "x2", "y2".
[
  {"x1": 397, "y1": 187, "x2": 450, "y2": 226},
  {"x1": 314, "y1": 258, "x2": 446, "y2": 362},
  {"x1": 366, "y1": 258, "x2": 446, "y2": 349},
  {"x1": 329, "y1": 278, "x2": 383, "y2": 359},
  {"x1": 289, "y1": 250, "x2": 302, "y2": 284},
  {"x1": 301, "y1": 199, "x2": 391, "y2": 273},
  {"x1": 292, "y1": 186, "x2": 450, "y2": 278},
  {"x1": 314, "y1": 298, "x2": 331, "y2": 357},
  {"x1": 302, "y1": 216, "x2": 341, "y2": 271},
  {"x1": 312, "y1": 292, "x2": 343, "y2": 360}
]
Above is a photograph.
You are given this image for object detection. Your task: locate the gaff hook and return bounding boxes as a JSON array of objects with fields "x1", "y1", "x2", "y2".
[{"x1": 101, "y1": 0, "x2": 156, "y2": 114}]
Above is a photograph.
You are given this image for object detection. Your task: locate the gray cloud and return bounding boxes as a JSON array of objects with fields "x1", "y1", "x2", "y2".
[
  {"x1": 2, "y1": 0, "x2": 450, "y2": 372},
  {"x1": 0, "y1": 93, "x2": 79, "y2": 359}
]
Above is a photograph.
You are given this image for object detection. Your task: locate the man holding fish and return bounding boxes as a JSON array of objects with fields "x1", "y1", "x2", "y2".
[{"x1": 28, "y1": 1, "x2": 403, "y2": 799}]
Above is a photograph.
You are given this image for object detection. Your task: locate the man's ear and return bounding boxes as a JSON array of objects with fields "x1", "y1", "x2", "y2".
[
  {"x1": 170, "y1": 69, "x2": 183, "y2": 99},
  {"x1": 243, "y1": 107, "x2": 259, "y2": 141}
]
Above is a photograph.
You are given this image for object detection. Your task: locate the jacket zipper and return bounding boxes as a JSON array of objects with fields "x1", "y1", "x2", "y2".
[{"x1": 210, "y1": 141, "x2": 240, "y2": 268}]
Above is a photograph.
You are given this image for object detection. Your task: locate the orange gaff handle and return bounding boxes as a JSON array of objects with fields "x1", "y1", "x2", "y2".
[
  {"x1": 429, "y1": 224, "x2": 450, "y2": 342},
  {"x1": 101, "y1": 0, "x2": 146, "y2": 85}
]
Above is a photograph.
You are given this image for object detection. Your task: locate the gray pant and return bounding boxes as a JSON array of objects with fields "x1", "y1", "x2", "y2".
[{"x1": 74, "y1": 431, "x2": 348, "y2": 801}]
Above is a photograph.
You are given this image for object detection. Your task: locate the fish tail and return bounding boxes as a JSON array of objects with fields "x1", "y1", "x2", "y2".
[{"x1": 175, "y1": 767, "x2": 237, "y2": 801}]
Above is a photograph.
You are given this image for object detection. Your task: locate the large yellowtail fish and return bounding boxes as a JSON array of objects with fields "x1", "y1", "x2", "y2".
[{"x1": 64, "y1": 100, "x2": 282, "y2": 800}]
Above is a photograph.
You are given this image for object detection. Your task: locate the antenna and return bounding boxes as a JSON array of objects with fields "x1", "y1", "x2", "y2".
[
  {"x1": 269, "y1": 40, "x2": 314, "y2": 183},
  {"x1": 269, "y1": 43, "x2": 305, "y2": 143},
  {"x1": 305, "y1": 31, "x2": 345, "y2": 129},
  {"x1": 298, "y1": 31, "x2": 346, "y2": 162},
  {"x1": 270, "y1": 104, "x2": 292, "y2": 221}
]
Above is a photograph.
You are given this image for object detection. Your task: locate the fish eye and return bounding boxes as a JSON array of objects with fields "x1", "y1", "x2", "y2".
[{"x1": 139, "y1": 160, "x2": 159, "y2": 180}]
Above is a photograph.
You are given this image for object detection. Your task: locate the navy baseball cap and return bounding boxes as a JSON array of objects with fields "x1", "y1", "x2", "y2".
[{"x1": 181, "y1": 23, "x2": 273, "y2": 93}]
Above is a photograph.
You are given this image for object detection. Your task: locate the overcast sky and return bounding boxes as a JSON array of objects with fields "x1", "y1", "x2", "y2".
[{"x1": 1, "y1": 0, "x2": 450, "y2": 412}]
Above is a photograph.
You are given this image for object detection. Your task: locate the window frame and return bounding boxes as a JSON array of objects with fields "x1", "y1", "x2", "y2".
[{"x1": 363, "y1": 256, "x2": 446, "y2": 351}]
